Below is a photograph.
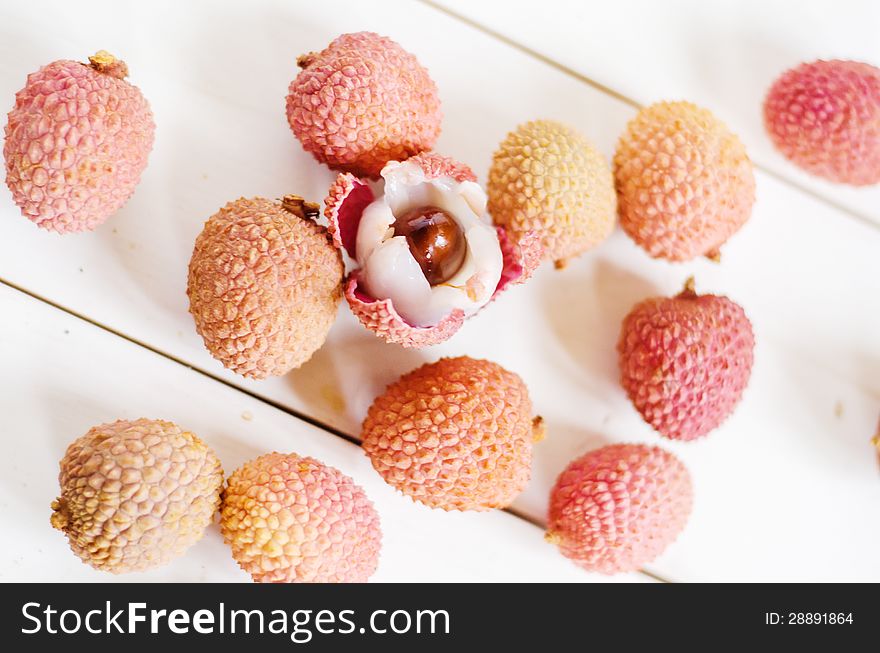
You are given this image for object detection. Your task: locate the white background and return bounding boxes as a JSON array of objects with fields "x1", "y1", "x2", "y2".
[{"x1": 1, "y1": 0, "x2": 878, "y2": 582}]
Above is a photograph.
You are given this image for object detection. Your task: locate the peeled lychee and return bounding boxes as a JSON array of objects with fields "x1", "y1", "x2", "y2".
[
  {"x1": 187, "y1": 195, "x2": 343, "y2": 379},
  {"x1": 325, "y1": 153, "x2": 540, "y2": 347},
  {"x1": 487, "y1": 119, "x2": 616, "y2": 268},
  {"x1": 362, "y1": 356, "x2": 544, "y2": 511},
  {"x1": 286, "y1": 32, "x2": 441, "y2": 178},
  {"x1": 547, "y1": 443, "x2": 692, "y2": 574},
  {"x1": 4, "y1": 51, "x2": 154, "y2": 233},
  {"x1": 618, "y1": 278, "x2": 754, "y2": 441},
  {"x1": 220, "y1": 452, "x2": 381, "y2": 583},
  {"x1": 51, "y1": 418, "x2": 223, "y2": 574},
  {"x1": 614, "y1": 101, "x2": 755, "y2": 261},
  {"x1": 764, "y1": 60, "x2": 880, "y2": 186}
]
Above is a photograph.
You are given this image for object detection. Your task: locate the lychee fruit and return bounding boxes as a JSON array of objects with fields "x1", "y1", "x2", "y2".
[
  {"x1": 286, "y1": 32, "x2": 441, "y2": 178},
  {"x1": 50, "y1": 418, "x2": 223, "y2": 574},
  {"x1": 4, "y1": 51, "x2": 155, "y2": 233},
  {"x1": 764, "y1": 60, "x2": 880, "y2": 186},
  {"x1": 220, "y1": 452, "x2": 381, "y2": 583},
  {"x1": 617, "y1": 278, "x2": 754, "y2": 441},
  {"x1": 546, "y1": 443, "x2": 692, "y2": 574},
  {"x1": 487, "y1": 119, "x2": 616, "y2": 269},
  {"x1": 325, "y1": 152, "x2": 541, "y2": 347},
  {"x1": 362, "y1": 356, "x2": 544, "y2": 511},
  {"x1": 187, "y1": 195, "x2": 343, "y2": 379},
  {"x1": 614, "y1": 101, "x2": 755, "y2": 261}
]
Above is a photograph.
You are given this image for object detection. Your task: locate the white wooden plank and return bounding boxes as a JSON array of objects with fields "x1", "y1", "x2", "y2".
[
  {"x1": 429, "y1": 0, "x2": 880, "y2": 224},
  {"x1": 0, "y1": 0, "x2": 877, "y2": 581},
  {"x1": 0, "y1": 283, "x2": 643, "y2": 582}
]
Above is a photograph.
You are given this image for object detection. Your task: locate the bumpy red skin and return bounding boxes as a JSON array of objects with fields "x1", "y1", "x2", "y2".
[
  {"x1": 764, "y1": 60, "x2": 880, "y2": 186},
  {"x1": 4, "y1": 58, "x2": 154, "y2": 233},
  {"x1": 362, "y1": 357, "x2": 537, "y2": 511},
  {"x1": 286, "y1": 32, "x2": 442, "y2": 178},
  {"x1": 324, "y1": 153, "x2": 541, "y2": 347},
  {"x1": 547, "y1": 443, "x2": 692, "y2": 574},
  {"x1": 221, "y1": 453, "x2": 381, "y2": 583},
  {"x1": 618, "y1": 287, "x2": 754, "y2": 441}
]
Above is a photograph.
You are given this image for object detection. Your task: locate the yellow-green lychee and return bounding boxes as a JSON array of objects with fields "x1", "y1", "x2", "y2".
[{"x1": 487, "y1": 119, "x2": 616, "y2": 269}]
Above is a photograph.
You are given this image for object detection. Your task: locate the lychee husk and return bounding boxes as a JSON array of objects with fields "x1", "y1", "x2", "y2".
[
  {"x1": 487, "y1": 119, "x2": 616, "y2": 269},
  {"x1": 51, "y1": 418, "x2": 223, "y2": 574},
  {"x1": 361, "y1": 356, "x2": 541, "y2": 511},
  {"x1": 220, "y1": 452, "x2": 382, "y2": 583},
  {"x1": 286, "y1": 32, "x2": 442, "y2": 178},
  {"x1": 3, "y1": 50, "x2": 154, "y2": 233},
  {"x1": 614, "y1": 101, "x2": 755, "y2": 262},
  {"x1": 617, "y1": 278, "x2": 755, "y2": 441},
  {"x1": 187, "y1": 195, "x2": 343, "y2": 379}
]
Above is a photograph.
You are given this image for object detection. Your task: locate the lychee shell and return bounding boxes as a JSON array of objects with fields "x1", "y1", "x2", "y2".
[
  {"x1": 4, "y1": 53, "x2": 154, "y2": 233},
  {"x1": 614, "y1": 101, "x2": 755, "y2": 261},
  {"x1": 187, "y1": 196, "x2": 343, "y2": 379},
  {"x1": 361, "y1": 356, "x2": 542, "y2": 511},
  {"x1": 286, "y1": 32, "x2": 441, "y2": 178},
  {"x1": 488, "y1": 119, "x2": 616, "y2": 267},
  {"x1": 764, "y1": 59, "x2": 880, "y2": 186},
  {"x1": 220, "y1": 453, "x2": 382, "y2": 583},
  {"x1": 50, "y1": 418, "x2": 223, "y2": 574},
  {"x1": 547, "y1": 443, "x2": 692, "y2": 574}
]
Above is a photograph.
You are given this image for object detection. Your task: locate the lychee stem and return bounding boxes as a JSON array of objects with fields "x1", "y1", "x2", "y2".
[
  {"x1": 281, "y1": 195, "x2": 320, "y2": 221},
  {"x1": 554, "y1": 258, "x2": 568, "y2": 271},
  {"x1": 679, "y1": 276, "x2": 698, "y2": 298},
  {"x1": 296, "y1": 53, "x2": 317, "y2": 69},
  {"x1": 705, "y1": 248, "x2": 722, "y2": 263},
  {"x1": 50, "y1": 498, "x2": 68, "y2": 531},
  {"x1": 531, "y1": 416, "x2": 547, "y2": 443},
  {"x1": 87, "y1": 51, "x2": 129, "y2": 79}
]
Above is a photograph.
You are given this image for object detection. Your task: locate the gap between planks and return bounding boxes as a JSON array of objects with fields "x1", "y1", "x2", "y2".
[
  {"x1": 3, "y1": 277, "x2": 673, "y2": 584},
  {"x1": 417, "y1": 0, "x2": 880, "y2": 233}
]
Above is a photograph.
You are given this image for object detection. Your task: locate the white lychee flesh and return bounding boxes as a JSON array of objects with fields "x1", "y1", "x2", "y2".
[{"x1": 356, "y1": 160, "x2": 503, "y2": 327}]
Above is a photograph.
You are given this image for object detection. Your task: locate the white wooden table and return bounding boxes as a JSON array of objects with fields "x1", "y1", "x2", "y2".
[{"x1": 1, "y1": 0, "x2": 878, "y2": 583}]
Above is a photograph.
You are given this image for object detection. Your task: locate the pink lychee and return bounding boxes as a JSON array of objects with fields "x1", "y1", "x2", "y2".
[
  {"x1": 764, "y1": 60, "x2": 880, "y2": 186},
  {"x1": 617, "y1": 278, "x2": 754, "y2": 441},
  {"x1": 286, "y1": 32, "x2": 442, "y2": 178},
  {"x1": 220, "y1": 452, "x2": 382, "y2": 583},
  {"x1": 547, "y1": 443, "x2": 692, "y2": 574},
  {"x1": 4, "y1": 51, "x2": 154, "y2": 233}
]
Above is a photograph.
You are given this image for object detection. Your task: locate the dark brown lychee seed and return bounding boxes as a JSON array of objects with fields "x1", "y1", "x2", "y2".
[{"x1": 393, "y1": 205, "x2": 466, "y2": 285}]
